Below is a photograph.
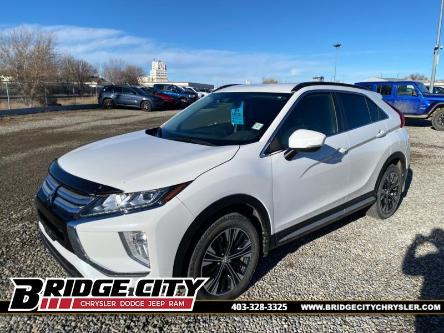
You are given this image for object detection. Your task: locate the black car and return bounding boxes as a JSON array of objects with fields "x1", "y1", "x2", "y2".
[{"x1": 98, "y1": 85, "x2": 164, "y2": 111}]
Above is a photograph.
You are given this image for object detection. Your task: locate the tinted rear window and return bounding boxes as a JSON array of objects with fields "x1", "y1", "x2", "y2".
[
  {"x1": 365, "y1": 97, "x2": 389, "y2": 122},
  {"x1": 336, "y1": 93, "x2": 372, "y2": 130}
]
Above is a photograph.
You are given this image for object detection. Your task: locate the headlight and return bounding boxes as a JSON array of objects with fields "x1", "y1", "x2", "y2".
[
  {"x1": 79, "y1": 182, "x2": 190, "y2": 218},
  {"x1": 119, "y1": 231, "x2": 150, "y2": 268}
]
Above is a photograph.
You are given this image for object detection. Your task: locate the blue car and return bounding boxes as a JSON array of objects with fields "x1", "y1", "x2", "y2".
[{"x1": 355, "y1": 80, "x2": 444, "y2": 130}]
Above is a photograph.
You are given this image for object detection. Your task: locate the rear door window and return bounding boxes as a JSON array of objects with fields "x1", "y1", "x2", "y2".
[
  {"x1": 122, "y1": 87, "x2": 135, "y2": 95},
  {"x1": 336, "y1": 92, "x2": 372, "y2": 130},
  {"x1": 376, "y1": 85, "x2": 393, "y2": 96}
]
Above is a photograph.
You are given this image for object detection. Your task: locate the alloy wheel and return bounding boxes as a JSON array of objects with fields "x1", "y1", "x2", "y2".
[
  {"x1": 438, "y1": 112, "x2": 444, "y2": 127},
  {"x1": 200, "y1": 228, "x2": 252, "y2": 296},
  {"x1": 379, "y1": 171, "x2": 401, "y2": 215},
  {"x1": 104, "y1": 99, "x2": 113, "y2": 109}
]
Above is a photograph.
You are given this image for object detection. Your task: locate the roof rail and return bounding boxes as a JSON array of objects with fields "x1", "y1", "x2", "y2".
[
  {"x1": 291, "y1": 82, "x2": 364, "y2": 92},
  {"x1": 213, "y1": 84, "x2": 240, "y2": 92}
]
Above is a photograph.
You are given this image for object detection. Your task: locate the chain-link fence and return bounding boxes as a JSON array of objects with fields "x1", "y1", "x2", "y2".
[{"x1": 0, "y1": 81, "x2": 101, "y2": 110}]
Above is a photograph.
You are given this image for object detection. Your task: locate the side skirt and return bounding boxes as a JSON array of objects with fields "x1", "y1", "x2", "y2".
[{"x1": 270, "y1": 193, "x2": 375, "y2": 249}]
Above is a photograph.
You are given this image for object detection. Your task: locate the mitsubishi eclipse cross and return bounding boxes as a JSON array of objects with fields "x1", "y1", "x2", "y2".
[{"x1": 36, "y1": 82, "x2": 410, "y2": 299}]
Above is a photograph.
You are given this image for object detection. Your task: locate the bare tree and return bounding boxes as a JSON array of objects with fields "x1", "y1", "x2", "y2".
[
  {"x1": 262, "y1": 77, "x2": 279, "y2": 84},
  {"x1": 406, "y1": 73, "x2": 429, "y2": 81},
  {"x1": 59, "y1": 55, "x2": 97, "y2": 95},
  {"x1": 102, "y1": 59, "x2": 144, "y2": 85},
  {"x1": 122, "y1": 65, "x2": 144, "y2": 85},
  {"x1": 0, "y1": 27, "x2": 58, "y2": 106},
  {"x1": 102, "y1": 59, "x2": 126, "y2": 84}
]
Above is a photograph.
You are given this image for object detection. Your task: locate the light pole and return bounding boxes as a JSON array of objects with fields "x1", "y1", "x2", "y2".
[
  {"x1": 333, "y1": 43, "x2": 342, "y2": 82},
  {"x1": 430, "y1": 0, "x2": 444, "y2": 93}
]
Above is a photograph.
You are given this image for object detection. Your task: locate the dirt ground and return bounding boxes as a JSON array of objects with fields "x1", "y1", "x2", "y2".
[{"x1": 0, "y1": 110, "x2": 443, "y2": 332}]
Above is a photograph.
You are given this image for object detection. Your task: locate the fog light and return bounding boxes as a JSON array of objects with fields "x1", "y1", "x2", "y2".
[{"x1": 119, "y1": 231, "x2": 150, "y2": 268}]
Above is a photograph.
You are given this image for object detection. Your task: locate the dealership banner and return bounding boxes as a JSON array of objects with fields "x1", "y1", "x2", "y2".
[{"x1": 2, "y1": 278, "x2": 443, "y2": 314}]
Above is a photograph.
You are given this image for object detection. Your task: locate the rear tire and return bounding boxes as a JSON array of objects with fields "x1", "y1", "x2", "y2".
[
  {"x1": 187, "y1": 213, "x2": 260, "y2": 300},
  {"x1": 102, "y1": 99, "x2": 113, "y2": 109},
  {"x1": 366, "y1": 164, "x2": 403, "y2": 219},
  {"x1": 431, "y1": 109, "x2": 444, "y2": 131},
  {"x1": 141, "y1": 101, "x2": 152, "y2": 112}
]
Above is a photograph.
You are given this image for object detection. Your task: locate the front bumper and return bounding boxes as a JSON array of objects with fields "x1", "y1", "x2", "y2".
[{"x1": 38, "y1": 196, "x2": 195, "y2": 279}]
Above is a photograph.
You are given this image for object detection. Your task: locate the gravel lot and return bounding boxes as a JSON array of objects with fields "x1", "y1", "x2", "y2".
[{"x1": 0, "y1": 110, "x2": 443, "y2": 332}]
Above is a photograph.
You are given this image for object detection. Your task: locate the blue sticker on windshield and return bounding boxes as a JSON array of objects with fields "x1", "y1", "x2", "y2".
[{"x1": 231, "y1": 102, "x2": 244, "y2": 125}]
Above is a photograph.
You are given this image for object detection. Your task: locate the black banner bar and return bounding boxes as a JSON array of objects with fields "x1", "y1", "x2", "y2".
[{"x1": 1, "y1": 300, "x2": 443, "y2": 314}]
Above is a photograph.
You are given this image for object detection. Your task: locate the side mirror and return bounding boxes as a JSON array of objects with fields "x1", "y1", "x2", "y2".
[{"x1": 284, "y1": 129, "x2": 326, "y2": 160}]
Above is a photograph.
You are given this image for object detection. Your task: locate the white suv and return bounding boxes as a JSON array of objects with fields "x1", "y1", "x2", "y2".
[{"x1": 36, "y1": 83, "x2": 410, "y2": 299}]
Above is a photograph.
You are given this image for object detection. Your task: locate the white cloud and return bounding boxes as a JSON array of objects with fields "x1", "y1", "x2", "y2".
[{"x1": 2, "y1": 24, "x2": 413, "y2": 84}]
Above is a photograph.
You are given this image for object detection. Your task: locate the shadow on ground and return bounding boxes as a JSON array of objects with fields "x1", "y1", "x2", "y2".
[{"x1": 403, "y1": 228, "x2": 444, "y2": 332}]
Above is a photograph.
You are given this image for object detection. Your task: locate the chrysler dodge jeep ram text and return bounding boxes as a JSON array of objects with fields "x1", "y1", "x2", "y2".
[{"x1": 36, "y1": 82, "x2": 410, "y2": 299}]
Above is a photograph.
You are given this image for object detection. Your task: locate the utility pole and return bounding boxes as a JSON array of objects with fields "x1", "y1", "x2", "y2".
[
  {"x1": 333, "y1": 43, "x2": 342, "y2": 82},
  {"x1": 5, "y1": 81, "x2": 11, "y2": 110},
  {"x1": 430, "y1": 0, "x2": 444, "y2": 93}
]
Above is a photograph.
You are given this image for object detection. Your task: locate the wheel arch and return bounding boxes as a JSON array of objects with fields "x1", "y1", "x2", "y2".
[
  {"x1": 376, "y1": 151, "x2": 407, "y2": 192},
  {"x1": 427, "y1": 103, "x2": 444, "y2": 118},
  {"x1": 140, "y1": 99, "x2": 152, "y2": 108},
  {"x1": 172, "y1": 194, "x2": 272, "y2": 277}
]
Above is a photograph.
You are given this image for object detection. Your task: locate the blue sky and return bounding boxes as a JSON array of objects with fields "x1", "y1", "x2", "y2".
[{"x1": 2, "y1": 0, "x2": 443, "y2": 85}]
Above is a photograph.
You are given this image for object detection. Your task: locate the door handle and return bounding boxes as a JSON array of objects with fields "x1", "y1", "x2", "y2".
[
  {"x1": 337, "y1": 147, "x2": 348, "y2": 154},
  {"x1": 376, "y1": 130, "x2": 387, "y2": 138}
]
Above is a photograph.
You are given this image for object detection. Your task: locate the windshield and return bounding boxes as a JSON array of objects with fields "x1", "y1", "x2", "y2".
[
  {"x1": 158, "y1": 92, "x2": 291, "y2": 146},
  {"x1": 416, "y1": 82, "x2": 429, "y2": 94}
]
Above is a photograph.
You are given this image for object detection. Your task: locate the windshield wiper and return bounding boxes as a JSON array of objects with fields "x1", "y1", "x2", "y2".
[
  {"x1": 169, "y1": 136, "x2": 215, "y2": 146},
  {"x1": 145, "y1": 127, "x2": 162, "y2": 138}
]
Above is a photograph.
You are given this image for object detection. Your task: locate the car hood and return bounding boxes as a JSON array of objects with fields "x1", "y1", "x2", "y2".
[{"x1": 58, "y1": 130, "x2": 239, "y2": 192}]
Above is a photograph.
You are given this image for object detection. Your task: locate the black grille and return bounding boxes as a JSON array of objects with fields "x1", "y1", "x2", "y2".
[
  {"x1": 36, "y1": 161, "x2": 122, "y2": 252},
  {"x1": 36, "y1": 174, "x2": 95, "y2": 252},
  {"x1": 40, "y1": 174, "x2": 95, "y2": 216}
]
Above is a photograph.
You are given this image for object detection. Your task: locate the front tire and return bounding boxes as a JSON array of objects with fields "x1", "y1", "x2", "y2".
[
  {"x1": 187, "y1": 213, "x2": 260, "y2": 300},
  {"x1": 366, "y1": 164, "x2": 403, "y2": 219},
  {"x1": 102, "y1": 98, "x2": 113, "y2": 109},
  {"x1": 431, "y1": 109, "x2": 444, "y2": 131},
  {"x1": 179, "y1": 98, "x2": 188, "y2": 108}
]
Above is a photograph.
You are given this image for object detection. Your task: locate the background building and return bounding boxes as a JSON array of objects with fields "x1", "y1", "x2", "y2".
[
  {"x1": 147, "y1": 59, "x2": 168, "y2": 82},
  {"x1": 139, "y1": 59, "x2": 214, "y2": 91}
]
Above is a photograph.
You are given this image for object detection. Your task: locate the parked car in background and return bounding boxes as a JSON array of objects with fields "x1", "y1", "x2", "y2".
[
  {"x1": 99, "y1": 85, "x2": 164, "y2": 111},
  {"x1": 184, "y1": 86, "x2": 209, "y2": 99},
  {"x1": 37, "y1": 82, "x2": 409, "y2": 299},
  {"x1": 425, "y1": 85, "x2": 444, "y2": 94},
  {"x1": 141, "y1": 86, "x2": 180, "y2": 109},
  {"x1": 153, "y1": 84, "x2": 198, "y2": 106},
  {"x1": 355, "y1": 80, "x2": 444, "y2": 130}
]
